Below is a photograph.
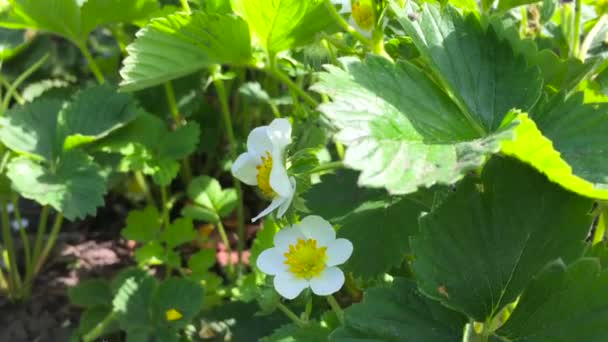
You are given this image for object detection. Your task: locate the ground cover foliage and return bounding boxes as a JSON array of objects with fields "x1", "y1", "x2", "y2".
[{"x1": 1, "y1": 0, "x2": 608, "y2": 341}]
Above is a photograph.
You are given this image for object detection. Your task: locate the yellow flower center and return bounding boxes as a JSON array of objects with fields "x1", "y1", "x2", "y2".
[
  {"x1": 352, "y1": 0, "x2": 375, "y2": 31},
  {"x1": 283, "y1": 238, "x2": 327, "y2": 279},
  {"x1": 256, "y1": 151, "x2": 276, "y2": 198},
  {"x1": 165, "y1": 308, "x2": 183, "y2": 321}
]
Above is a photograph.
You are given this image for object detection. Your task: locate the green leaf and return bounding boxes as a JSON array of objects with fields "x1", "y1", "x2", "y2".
[
  {"x1": 121, "y1": 206, "x2": 161, "y2": 243},
  {"x1": 59, "y1": 85, "x2": 139, "y2": 149},
  {"x1": 411, "y1": 157, "x2": 593, "y2": 321},
  {"x1": 158, "y1": 122, "x2": 200, "y2": 160},
  {"x1": 1, "y1": 0, "x2": 82, "y2": 42},
  {"x1": 113, "y1": 272, "x2": 158, "y2": 331},
  {"x1": 1, "y1": 0, "x2": 159, "y2": 43},
  {"x1": 0, "y1": 98, "x2": 62, "y2": 161},
  {"x1": 330, "y1": 279, "x2": 467, "y2": 342},
  {"x1": 501, "y1": 111, "x2": 608, "y2": 199},
  {"x1": 496, "y1": 0, "x2": 538, "y2": 11},
  {"x1": 496, "y1": 259, "x2": 608, "y2": 341},
  {"x1": 263, "y1": 322, "x2": 331, "y2": 342},
  {"x1": 188, "y1": 249, "x2": 216, "y2": 275},
  {"x1": 313, "y1": 55, "x2": 518, "y2": 195},
  {"x1": 232, "y1": 0, "x2": 335, "y2": 55},
  {"x1": 161, "y1": 217, "x2": 196, "y2": 249},
  {"x1": 98, "y1": 114, "x2": 199, "y2": 186},
  {"x1": 68, "y1": 279, "x2": 113, "y2": 308},
  {"x1": 151, "y1": 277, "x2": 204, "y2": 329},
  {"x1": 339, "y1": 198, "x2": 426, "y2": 278},
  {"x1": 394, "y1": 3, "x2": 542, "y2": 131},
  {"x1": 181, "y1": 205, "x2": 219, "y2": 224},
  {"x1": 303, "y1": 170, "x2": 386, "y2": 222},
  {"x1": 7, "y1": 151, "x2": 106, "y2": 220},
  {"x1": 120, "y1": 12, "x2": 252, "y2": 91},
  {"x1": 134, "y1": 241, "x2": 166, "y2": 266},
  {"x1": 80, "y1": 0, "x2": 159, "y2": 37},
  {"x1": 187, "y1": 176, "x2": 237, "y2": 219},
  {"x1": 522, "y1": 93, "x2": 608, "y2": 198}
]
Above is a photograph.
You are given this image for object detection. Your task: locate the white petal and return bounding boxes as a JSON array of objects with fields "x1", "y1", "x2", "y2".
[
  {"x1": 277, "y1": 177, "x2": 296, "y2": 218},
  {"x1": 251, "y1": 197, "x2": 285, "y2": 223},
  {"x1": 267, "y1": 118, "x2": 292, "y2": 148},
  {"x1": 231, "y1": 152, "x2": 259, "y2": 186},
  {"x1": 326, "y1": 239, "x2": 353, "y2": 267},
  {"x1": 333, "y1": 0, "x2": 351, "y2": 13},
  {"x1": 274, "y1": 271, "x2": 309, "y2": 300},
  {"x1": 247, "y1": 126, "x2": 273, "y2": 157},
  {"x1": 256, "y1": 247, "x2": 286, "y2": 275},
  {"x1": 310, "y1": 267, "x2": 344, "y2": 296},
  {"x1": 269, "y1": 147, "x2": 291, "y2": 197},
  {"x1": 299, "y1": 215, "x2": 335, "y2": 247},
  {"x1": 274, "y1": 225, "x2": 306, "y2": 251}
]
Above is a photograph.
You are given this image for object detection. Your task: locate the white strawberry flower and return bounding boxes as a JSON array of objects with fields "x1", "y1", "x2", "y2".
[
  {"x1": 256, "y1": 216, "x2": 353, "y2": 299},
  {"x1": 231, "y1": 118, "x2": 296, "y2": 222}
]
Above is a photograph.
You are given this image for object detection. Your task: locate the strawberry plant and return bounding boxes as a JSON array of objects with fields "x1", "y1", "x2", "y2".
[{"x1": 1, "y1": 0, "x2": 608, "y2": 341}]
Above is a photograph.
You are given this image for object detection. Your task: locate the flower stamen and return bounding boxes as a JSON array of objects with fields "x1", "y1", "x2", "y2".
[
  {"x1": 256, "y1": 151, "x2": 276, "y2": 198},
  {"x1": 283, "y1": 239, "x2": 327, "y2": 279}
]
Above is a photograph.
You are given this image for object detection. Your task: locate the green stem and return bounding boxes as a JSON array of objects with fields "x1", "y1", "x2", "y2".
[
  {"x1": 572, "y1": 0, "x2": 582, "y2": 57},
  {"x1": 134, "y1": 171, "x2": 155, "y2": 206},
  {"x1": 164, "y1": 82, "x2": 181, "y2": 124},
  {"x1": 82, "y1": 311, "x2": 116, "y2": 342},
  {"x1": 213, "y1": 67, "x2": 246, "y2": 276},
  {"x1": 32, "y1": 206, "x2": 49, "y2": 263},
  {"x1": 266, "y1": 66, "x2": 319, "y2": 108},
  {"x1": 217, "y1": 220, "x2": 235, "y2": 275},
  {"x1": 580, "y1": 14, "x2": 608, "y2": 61},
  {"x1": 0, "y1": 267, "x2": 8, "y2": 291},
  {"x1": 164, "y1": 81, "x2": 193, "y2": 183},
  {"x1": 323, "y1": 0, "x2": 372, "y2": 48},
  {"x1": 308, "y1": 161, "x2": 344, "y2": 174},
  {"x1": 78, "y1": 43, "x2": 105, "y2": 84},
  {"x1": 326, "y1": 295, "x2": 344, "y2": 324},
  {"x1": 0, "y1": 75, "x2": 25, "y2": 105},
  {"x1": 1, "y1": 53, "x2": 49, "y2": 112},
  {"x1": 34, "y1": 213, "x2": 63, "y2": 274},
  {"x1": 160, "y1": 187, "x2": 171, "y2": 228},
  {"x1": 1, "y1": 197, "x2": 21, "y2": 293},
  {"x1": 277, "y1": 302, "x2": 307, "y2": 328},
  {"x1": 11, "y1": 196, "x2": 31, "y2": 277},
  {"x1": 180, "y1": 0, "x2": 191, "y2": 13}
]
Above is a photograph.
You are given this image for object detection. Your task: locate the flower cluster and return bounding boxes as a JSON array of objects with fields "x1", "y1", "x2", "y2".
[{"x1": 232, "y1": 120, "x2": 353, "y2": 299}]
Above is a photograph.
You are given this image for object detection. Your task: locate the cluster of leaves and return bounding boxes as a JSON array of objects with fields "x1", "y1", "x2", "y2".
[{"x1": 3, "y1": 0, "x2": 608, "y2": 340}]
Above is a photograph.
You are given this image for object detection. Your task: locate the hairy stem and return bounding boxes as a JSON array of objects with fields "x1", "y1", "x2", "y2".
[
  {"x1": 12, "y1": 196, "x2": 31, "y2": 277},
  {"x1": 1, "y1": 197, "x2": 21, "y2": 295},
  {"x1": 180, "y1": 0, "x2": 191, "y2": 13},
  {"x1": 78, "y1": 43, "x2": 105, "y2": 84},
  {"x1": 323, "y1": 0, "x2": 372, "y2": 48},
  {"x1": 326, "y1": 295, "x2": 345, "y2": 324},
  {"x1": 82, "y1": 311, "x2": 116, "y2": 342},
  {"x1": 572, "y1": 0, "x2": 582, "y2": 57},
  {"x1": 266, "y1": 66, "x2": 319, "y2": 108},
  {"x1": 580, "y1": 14, "x2": 608, "y2": 61},
  {"x1": 277, "y1": 302, "x2": 308, "y2": 327},
  {"x1": 1, "y1": 53, "x2": 49, "y2": 112},
  {"x1": 34, "y1": 213, "x2": 63, "y2": 275},
  {"x1": 217, "y1": 220, "x2": 235, "y2": 275},
  {"x1": 212, "y1": 66, "x2": 246, "y2": 277}
]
